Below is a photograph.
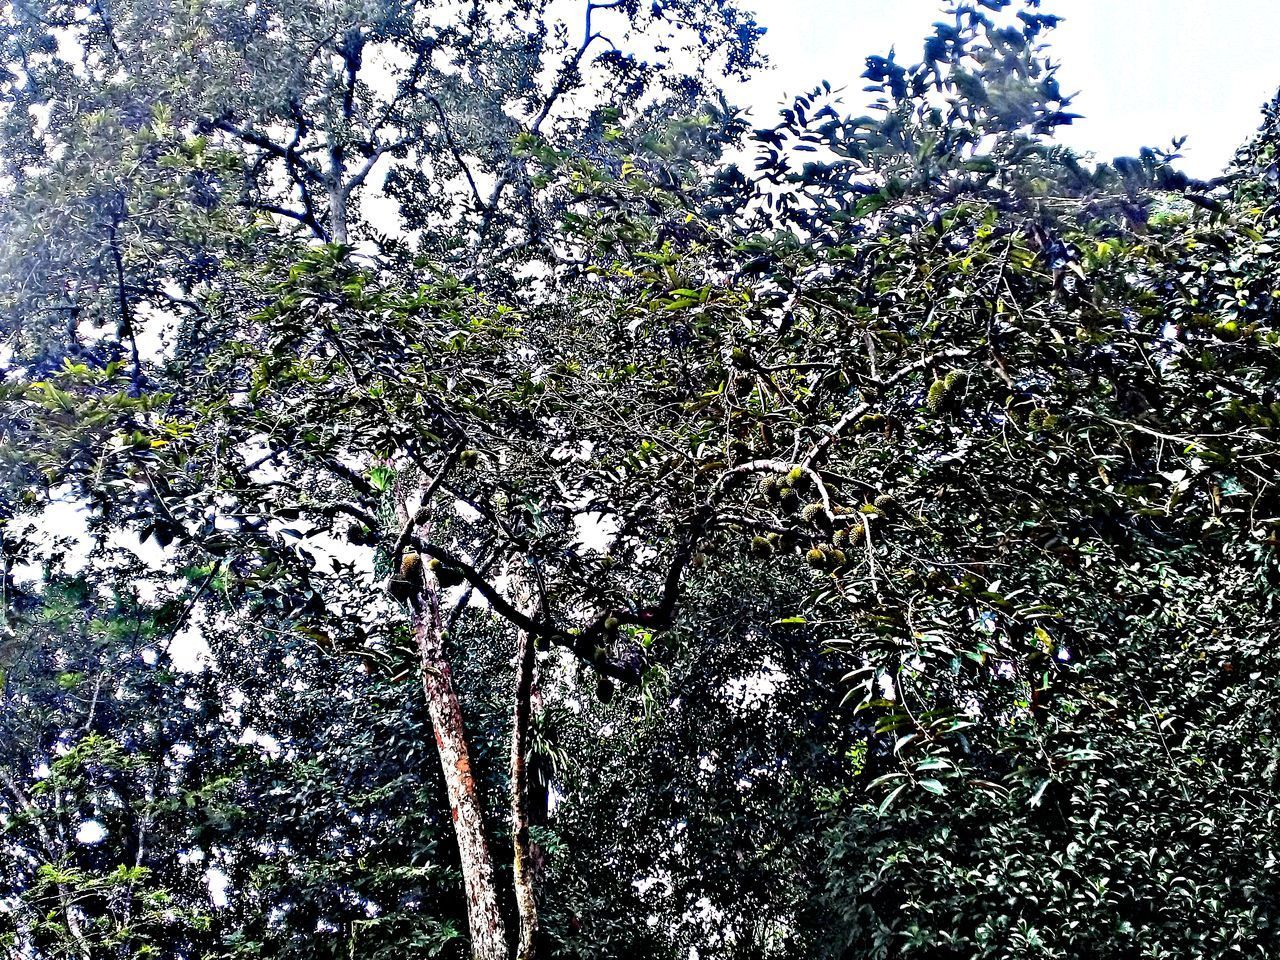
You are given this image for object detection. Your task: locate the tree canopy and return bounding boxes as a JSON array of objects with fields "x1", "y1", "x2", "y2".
[{"x1": 3, "y1": 2, "x2": 1280, "y2": 959}]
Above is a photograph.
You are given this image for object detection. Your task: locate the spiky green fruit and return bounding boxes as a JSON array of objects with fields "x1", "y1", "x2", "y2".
[
  {"x1": 426, "y1": 557, "x2": 465, "y2": 588},
  {"x1": 943, "y1": 369, "x2": 963, "y2": 391},
  {"x1": 874, "y1": 494, "x2": 899, "y2": 516},
  {"x1": 800, "y1": 502, "x2": 826, "y2": 525},
  {"x1": 855, "y1": 413, "x2": 886, "y2": 433},
  {"x1": 806, "y1": 548, "x2": 826, "y2": 568},
  {"x1": 927, "y1": 378, "x2": 948, "y2": 413},
  {"x1": 787, "y1": 466, "x2": 804, "y2": 484},
  {"x1": 1027, "y1": 407, "x2": 1048, "y2": 431},
  {"x1": 750, "y1": 535, "x2": 774, "y2": 558},
  {"x1": 829, "y1": 549, "x2": 847, "y2": 566},
  {"x1": 757, "y1": 474, "x2": 780, "y2": 499}
]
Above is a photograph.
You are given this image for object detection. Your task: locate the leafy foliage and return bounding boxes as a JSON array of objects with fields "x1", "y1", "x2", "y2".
[{"x1": 3, "y1": 3, "x2": 1280, "y2": 959}]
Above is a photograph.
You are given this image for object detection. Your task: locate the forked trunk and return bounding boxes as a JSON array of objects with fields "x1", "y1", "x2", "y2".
[{"x1": 414, "y1": 579, "x2": 509, "y2": 960}]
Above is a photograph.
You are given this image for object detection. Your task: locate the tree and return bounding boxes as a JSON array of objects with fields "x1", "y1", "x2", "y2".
[
  {"x1": 1, "y1": 0, "x2": 762, "y2": 956},
  {"x1": 5, "y1": 2, "x2": 1280, "y2": 959}
]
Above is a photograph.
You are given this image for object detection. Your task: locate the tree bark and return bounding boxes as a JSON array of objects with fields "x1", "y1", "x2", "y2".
[
  {"x1": 328, "y1": 178, "x2": 348, "y2": 246},
  {"x1": 413, "y1": 578, "x2": 509, "y2": 960},
  {"x1": 510, "y1": 625, "x2": 539, "y2": 960},
  {"x1": 327, "y1": 135, "x2": 349, "y2": 246}
]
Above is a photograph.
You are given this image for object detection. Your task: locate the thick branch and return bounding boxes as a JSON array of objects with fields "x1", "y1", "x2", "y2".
[{"x1": 803, "y1": 346, "x2": 974, "y2": 468}]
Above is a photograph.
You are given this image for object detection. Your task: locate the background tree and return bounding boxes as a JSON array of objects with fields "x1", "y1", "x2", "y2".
[{"x1": 1, "y1": 0, "x2": 762, "y2": 261}]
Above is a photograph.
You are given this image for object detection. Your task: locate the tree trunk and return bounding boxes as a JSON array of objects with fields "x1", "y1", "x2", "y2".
[
  {"x1": 414, "y1": 579, "x2": 509, "y2": 960},
  {"x1": 510, "y1": 626, "x2": 539, "y2": 960},
  {"x1": 327, "y1": 135, "x2": 349, "y2": 246},
  {"x1": 328, "y1": 179, "x2": 348, "y2": 246}
]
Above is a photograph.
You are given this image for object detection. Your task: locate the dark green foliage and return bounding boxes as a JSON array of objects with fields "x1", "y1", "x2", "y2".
[{"x1": 4, "y1": 2, "x2": 1280, "y2": 959}]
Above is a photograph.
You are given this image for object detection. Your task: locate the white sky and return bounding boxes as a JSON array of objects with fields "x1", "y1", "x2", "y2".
[{"x1": 740, "y1": 0, "x2": 1280, "y2": 178}]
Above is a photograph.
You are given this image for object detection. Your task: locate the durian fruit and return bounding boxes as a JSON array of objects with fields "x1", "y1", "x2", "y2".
[
  {"x1": 829, "y1": 548, "x2": 847, "y2": 566},
  {"x1": 604, "y1": 616, "x2": 620, "y2": 631},
  {"x1": 750, "y1": 535, "x2": 775, "y2": 558},
  {"x1": 786, "y1": 466, "x2": 805, "y2": 484},
  {"x1": 778, "y1": 485, "x2": 799, "y2": 509},
  {"x1": 1027, "y1": 407, "x2": 1049, "y2": 431},
  {"x1": 428, "y1": 557, "x2": 466, "y2": 589},
  {"x1": 800, "y1": 502, "x2": 827, "y2": 526},
  {"x1": 873, "y1": 493, "x2": 899, "y2": 517},
  {"x1": 346, "y1": 522, "x2": 376, "y2": 546},
  {"x1": 389, "y1": 550, "x2": 424, "y2": 602},
  {"x1": 596, "y1": 675, "x2": 615, "y2": 703},
  {"x1": 926, "y1": 377, "x2": 949, "y2": 413},
  {"x1": 806, "y1": 547, "x2": 827, "y2": 568},
  {"x1": 758, "y1": 474, "x2": 781, "y2": 501},
  {"x1": 854, "y1": 413, "x2": 886, "y2": 434},
  {"x1": 401, "y1": 550, "x2": 423, "y2": 581},
  {"x1": 926, "y1": 369, "x2": 965, "y2": 415},
  {"x1": 458, "y1": 448, "x2": 479, "y2": 467}
]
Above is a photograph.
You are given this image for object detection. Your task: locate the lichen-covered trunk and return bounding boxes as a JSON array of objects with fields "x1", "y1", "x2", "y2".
[
  {"x1": 414, "y1": 581, "x2": 509, "y2": 960},
  {"x1": 510, "y1": 626, "x2": 539, "y2": 960}
]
